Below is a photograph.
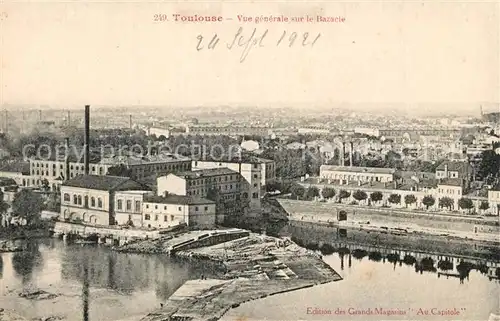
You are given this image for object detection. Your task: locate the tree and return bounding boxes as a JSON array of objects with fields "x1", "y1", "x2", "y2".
[
  {"x1": 305, "y1": 186, "x2": 320, "y2": 200},
  {"x1": 404, "y1": 194, "x2": 417, "y2": 208},
  {"x1": 388, "y1": 194, "x2": 401, "y2": 205},
  {"x1": 422, "y1": 195, "x2": 435, "y2": 210},
  {"x1": 477, "y1": 150, "x2": 500, "y2": 182},
  {"x1": 458, "y1": 198, "x2": 474, "y2": 213},
  {"x1": 352, "y1": 190, "x2": 367, "y2": 202},
  {"x1": 338, "y1": 190, "x2": 351, "y2": 203},
  {"x1": 479, "y1": 201, "x2": 490, "y2": 212},
  {"x1": 12, "y1": 189, "x2": 44, "y2": 225},
  {"x1": 0, "y1": 190, "x2": 10, "y2": 227},
  {"x1": 321, "y1": 187, "x2": 335, "y2": 199},
  {"x1": 370, "y1": 191, "x2": 383, "y2": 203},
  {"x1": 438, "y1": 197, "x2": 454, "y2": 211},
  {"x1": 290, "y1": 184, "x2": 305, "y2": 200}
]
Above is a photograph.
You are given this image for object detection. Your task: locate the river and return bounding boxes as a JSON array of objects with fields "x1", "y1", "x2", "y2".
[{"x1": 0, "y1": 222, "x2": 499, "y2": 321}]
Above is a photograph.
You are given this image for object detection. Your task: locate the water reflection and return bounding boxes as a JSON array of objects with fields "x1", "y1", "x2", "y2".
[{"x1": 11, "y1": 242, "x2": 43, "y2": 285}]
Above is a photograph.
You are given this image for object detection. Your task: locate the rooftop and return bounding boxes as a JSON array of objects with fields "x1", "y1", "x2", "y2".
[
  {"x1": 194, "y1": 154, "x2": 271, "y2": 165},
  {"x1": 144, "y1": 194, "x2": 215, "y2": 205},
  {"x1": 320, "y1": 165, "x2": 396, "y2": 175},
  {"x1": 0, "y1": 161, "x2": 30, "y2": 174},
  {"x1": 438, "y1": 178, "x2": 463, "y2": 187},
  {"x1": 100, "y1": 153, "x2": 190, "y2": 166},
  {"x1": 174, "y1": 168, "x2": 239, "y2": 179},
  {"x1": 62, "y1": 175, "x2": 150, "y2": 191},
  {"x1": 436, "y1": 161, "x2": 472, "y2": 172}
]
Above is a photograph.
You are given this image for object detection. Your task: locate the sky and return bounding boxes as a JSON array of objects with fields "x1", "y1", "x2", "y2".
[{"x1": 1, "y1": 1, "x2": 499, "y2": 114}]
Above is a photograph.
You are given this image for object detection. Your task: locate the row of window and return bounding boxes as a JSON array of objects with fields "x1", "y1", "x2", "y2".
[
  {"x1": 187, "y1": 175, "x2": 238, "y2": 186},
  {"x1": 117, "y1": 199, "x2": 141, "y2": 212},
  {"x1": 145, "y1": 214, "x2": 175, "y2": 221},
  {"x1": 63, "y1": 193, "x2": 103, "y2": 208},
  {"x1": 321, "y1": 173, "x2": 389, "y2": 182},
  {"x1": 131, "y1": 162, "x2": 190, "y2": 173}
]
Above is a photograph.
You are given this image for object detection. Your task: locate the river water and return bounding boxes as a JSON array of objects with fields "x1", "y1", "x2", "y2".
[{"x1": 0, "y1": 223, "x2": 499, "y2": 321}]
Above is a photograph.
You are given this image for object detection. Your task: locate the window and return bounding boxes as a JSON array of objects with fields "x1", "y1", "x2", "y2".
[
  {"x1": 117, "y1": 199, "x2": 123, "y2": 210},
  {"x1": 73, "y1": 195, "x2": 78, "y2": 204},
  {"x1": 126, "y1": 200, "x2": 132, "y2": 211},
  {"x1": 91, "y1": 197, "x2": 96, "y2": 207},
  {"x1": 178, "y1": 207, "x2": 182, "y2": 211},
  {"x1": 155, "y1": 205, "x2": 158, "y2": 210},
  {"x1": 164, "y1": 206, "x2": 167, "y2": 210},
  {"x1": 204, "y1": 206, "x2": 208, "y2": 211},
  {"x1": 77, "y1": 195, "x2": 82, "y2": 205},
  {"x1": 63, "y1": 193, "x2": 70, "y2": 202},
  {"x1": 155, "y1": 215, "x2": 158, "y2": 221},
  {"x1": 145, "y1": 214, "x2": 150, "y2": 220},
  {"x1": 253, "y1": 174, "x2": 258, "y2": 179},
  {"x1": 195, "y1": 206, "x2": 199, "y2": 211},
  {"x1": 253, "y1": 183, "x2": 258, "y2": 188},
  {"x1": 97, "y1": 198, "x2": 103, "y2": 208},
  {"x1": 164, "y1": 215, "x2": 168, "y2": 222},
  {"x1": 171, "y1": 215, "x2": 174, "y2": 221},
  {"x1": 135, "y1": 201, "x2": 141, "y2": 212},
  {"x1": 146, "y1": 204, "x2": 149, "y2": 209},
  {"x1": 252, "y1": 192, "x2": 258, "y2": 199}
]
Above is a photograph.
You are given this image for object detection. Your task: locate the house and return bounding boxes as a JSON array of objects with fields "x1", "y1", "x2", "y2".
[
  {"x1": 60, "y1": 175, "x2": 150, "y2": 225},
  {"x1": 435, "y1": 161, "x2": 473, "y2": 181},
  {"x1": 488, "y1": 186, "x2": 500, "y2": 216},
  {"x1": 142, "y1": 195, "x2": 216, "y2": 229}
]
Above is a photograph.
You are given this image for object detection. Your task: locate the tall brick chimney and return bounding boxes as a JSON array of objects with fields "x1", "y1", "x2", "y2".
[
  {"x1": 349, "y1": 142, "x2": 354, "y2": 167},
  {"x1": 65, "y1": 137, "x2": 70, "y2": 180},
  {"x1": 84, "y1": 105, "x2": 90, "y2": 175}
]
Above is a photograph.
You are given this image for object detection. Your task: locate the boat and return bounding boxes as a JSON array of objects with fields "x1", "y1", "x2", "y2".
[{"x1": 437, "y1": 272, "x2": 461, "y2": 278}]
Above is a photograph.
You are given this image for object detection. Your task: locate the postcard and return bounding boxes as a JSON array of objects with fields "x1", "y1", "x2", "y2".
[{"x1": 0, "y1": 1, "x2": 499, "y2": 321}]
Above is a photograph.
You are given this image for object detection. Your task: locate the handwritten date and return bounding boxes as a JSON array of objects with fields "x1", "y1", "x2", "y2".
[{"x1": 196, "y1": 27, "x2": 321, "y2": 63}]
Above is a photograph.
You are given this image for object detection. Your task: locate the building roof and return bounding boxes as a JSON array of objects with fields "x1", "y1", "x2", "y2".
[
  {"x1": 0, "y1": 161, "x2": 30, "y2": 174},
  {"x1": 144, "y1": 194, "x2": 215, "y2": 205},
  {"x1": 100, "y1": 153, "x2": 190, "y2": 166},
  {"x1": 438, "y1": 178, "x2": 463, "y2": 187},
  {"x1": 436, "y1": 161, "x2": 471, "y2": 172},
  {"x1": 320, "y1": 165, "x2": 396, "y2": 175},
  {"x1": 194, "y1": 154, "x2": 270, "y2": 165},
  {"x1": 62, "y1": 175, "x2": 150, "y2": 191},
  {"x1": 175, "y1": 168, "x2": 239, "y2": 179},
  {"x1": 0, "y1": 177, "x2": 17, "y2": 186}
]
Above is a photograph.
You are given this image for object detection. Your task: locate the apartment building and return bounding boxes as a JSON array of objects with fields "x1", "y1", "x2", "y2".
[
  {"x1": 157, "y1": 168, "x2": 243, "y2": 224},
  {"x1": 142, "y1": 195, "x2": 216, "y2": 229},
  {"x1": 99, "y1": 153, "x2": 192, "y2": 180},
  {"x1": 191, "y1": 157, "x2": 267, "y2": 209}
]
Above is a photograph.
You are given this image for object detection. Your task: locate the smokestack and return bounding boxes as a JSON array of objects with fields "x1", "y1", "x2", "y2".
[
  {"x1": 39, "y1": 110, "x2": 42, "y2": 121},
  {"x1": 67, "y1": 111, "x2": 71, "y2": 127},
  {"x1": 65, "y1": 137, "x2": 70, "y2": 180},
  {"x1": 341, "y1": 142, "x2": 345, "y2": 166},
  {"x1": 129, "y1": 115, "x2": 132, "y2": 129},
  {"x1": 3, "y1": 110, "x2": 7, "y2": 134},
  {"x1": 349, "y1": 142, "x2": 354, "y2": 167},
  {"x1": 84, "y1": 105, "x2": 90, "y2": 175}
]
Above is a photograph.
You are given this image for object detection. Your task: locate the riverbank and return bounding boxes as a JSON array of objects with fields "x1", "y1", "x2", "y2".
[
  {"x1": 278, "y1": 199, "x2": 500, "y2": 244},
  {"x1": 137, "y1": 233, "x2": 342, "y2": 321},
  {"x1": 0, "y1": 221, "x2": 54, "y2": 242}
]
